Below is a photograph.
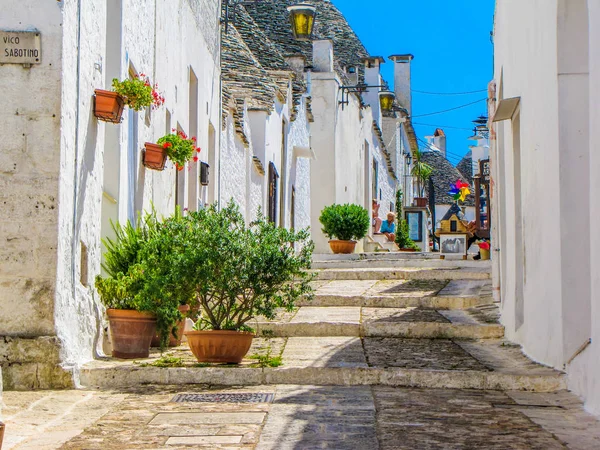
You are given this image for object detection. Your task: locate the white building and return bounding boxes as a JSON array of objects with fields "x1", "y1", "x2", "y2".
[
  {"x1": 219, "y1": 6, "x2": 312, "y2": 231},
  {"x1": 0, "y1": 0, "x2": 222, "y2": 389},
  {"x1": 491, "y1": 0, "x2": 600, "y2": 415},
  {"x1": 243, "y1": 0, "x2": 418, "y2": 253}
]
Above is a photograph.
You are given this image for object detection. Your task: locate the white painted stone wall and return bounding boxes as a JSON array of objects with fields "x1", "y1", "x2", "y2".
[
  {"x1": 0, "y1": 0, "x2": 222, "y2": 385},
  {"x1": 492, "y1": 0, "x2": 600, "y2": 415},
  {"x1": 220, "y1": 89, "x2": 311, "y2": 235}
]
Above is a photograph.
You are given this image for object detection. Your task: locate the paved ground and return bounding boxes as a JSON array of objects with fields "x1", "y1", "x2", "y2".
[
  {"x1": 3, "y1": 385, "x2": 600, "y2": 449},
  {"x1": 3, "y1": 258, "x2": 600, "y2": 448}
]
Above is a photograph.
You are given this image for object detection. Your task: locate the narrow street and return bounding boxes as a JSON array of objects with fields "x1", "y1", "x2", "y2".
[{"x1": 3, "y1": 256, "x2": 600, "y2": 449}]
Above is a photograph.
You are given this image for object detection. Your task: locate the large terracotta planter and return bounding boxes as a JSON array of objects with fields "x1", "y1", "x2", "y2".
[
  {"x1": 184, "y1": 330, "x2": 254, "y2": 364},
  {"x1": 151, "y1": 305, "x2": 190, "y2": 348},
  {"x1": 106, "y1": 309, "x2": 157, "y2": 359},
  {"x1": 414, "y1": 197, "x2": 428, "y2": 207},
  {"x1": 94, "y1": 89, "x2": 124, "y2": 123},
  {"x1": 328, "y1": 240, "x2": 357, "y2": 254},
  {"x1": 399, "y1": 248, "x2": 417, "y2": 252},
  {"x1": 143, "y1": 142, "x2": 168, "y2": 171}
]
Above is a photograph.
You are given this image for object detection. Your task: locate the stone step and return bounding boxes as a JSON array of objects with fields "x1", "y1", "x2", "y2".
[
  {"x1": 80, "y1": 338, "x2": 565, "y2": 393},
  {"x1": 304, "y1": 279, "x2": 493, "y2": 309},
  {"x1": 311, "y1": 258, "x2": 491, "y2": 270},
  {"x1": 253, "y1": 306, "x2": 503, "y2": 339},
  {"x1": 313, "y1": 252, "x2": 491, "y2": 263},
  {"x1": 312, "y1": 267, "x2": 491, "y2": 281}
]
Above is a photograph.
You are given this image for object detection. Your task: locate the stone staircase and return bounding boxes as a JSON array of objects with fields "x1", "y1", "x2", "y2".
[{"x1": 80, "y1": 255, "x2": 566, "y2": 393}]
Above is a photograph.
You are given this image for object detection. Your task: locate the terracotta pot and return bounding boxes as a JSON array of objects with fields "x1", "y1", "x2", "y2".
[
  {"x1": 399, "y1": 248, "x2": 417, "y2": 252},
  {"x1": 143, "y1": 142, "x2": 168, "y2": 171},
  {"x1": 94, "y1": 89, "x2": 124, "y2": 123},
  {"x1": 328, "y1": 240, "x2": 357, "y2": 254},
  {"x1": 0, "y1": 421, "x2": 4, "y2": 450},
  {"x1": 185, "y1": 330, "x2": 254, "y2": 363},
  {"x1": 414, "y1": 197, "x2": 428, "y2": 207},
  {"x1": 106, "y1": 309, "x2": 157, "y2": 359},
  {"x1": 151, "y1": 305, "x2": 190, "y2": 348}
]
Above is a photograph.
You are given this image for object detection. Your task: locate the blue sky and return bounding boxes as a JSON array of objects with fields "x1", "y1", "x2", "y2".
[{"x1": 331, "y1": 0, "x2": 495, "y2": 165}]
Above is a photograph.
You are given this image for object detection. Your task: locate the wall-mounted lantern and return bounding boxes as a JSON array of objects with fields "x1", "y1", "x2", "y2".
[
  {"x1": 378, "y1": 90, "x2": 396, "y2": 113},
  {"x1": 287, "y1": 3, "x2": 317, "y2": 41}
]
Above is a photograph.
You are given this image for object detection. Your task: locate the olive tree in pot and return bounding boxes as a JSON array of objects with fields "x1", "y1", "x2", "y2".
[
  {"x1": 95, "y1": 211, "x2": 191, "y2": 358},
  {"x1": 174, "y1": 202, "x2": 314, "y2": 363},
  {"x1": 319, "y1": 203, "x2": 370, "y2": 254}
]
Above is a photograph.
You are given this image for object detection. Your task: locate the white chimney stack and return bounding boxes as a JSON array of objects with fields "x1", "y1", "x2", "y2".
[
  {"x1": 362, "y1": 56, "x2": 385, "y2": 123},
  {"x1": 313, "y1": 40, "x2": 334, "y2": 73},
  {"x1": 389, "y1": 54, "x2": 414, "y2": 116}
]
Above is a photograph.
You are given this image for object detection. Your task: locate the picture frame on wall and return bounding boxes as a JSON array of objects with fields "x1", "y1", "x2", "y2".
[{"x1": 439, "y1": 233, "x2": 468, "y2": 257}]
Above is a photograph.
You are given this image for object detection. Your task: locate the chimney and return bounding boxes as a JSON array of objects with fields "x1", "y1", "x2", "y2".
[
  {"x1": 285, "y1": 54, "x2": 307, "y2": 75},
  {"x1": 312, "y1": 40, "x2": 334, "y2": 73},
  {"x1": 362, "y1": 56, "x2": 385, "y2": 123},
  {"x1": 434, "y1": 128, "x2": 446, "y2": 158},
  {"x1": 345, "y1": 65, "x2": 359, "y2": 85},
  {"x1": 389, "y1": 54, "x2": 414, "y2": 116}
]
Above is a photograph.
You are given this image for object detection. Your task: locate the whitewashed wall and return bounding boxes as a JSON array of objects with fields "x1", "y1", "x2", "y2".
[
  {"x1": 493, "y1": 0, "x2": 600, "y2": 415},
  {"x1": 0, "y1": 0, "x2": 222, "y2": 387},
  {"x1": 220, "y1": 90, "x2": 311, "y2": 234},
  {"x1": 310, "y1": 66, "x2": 398, "y2": 254}
]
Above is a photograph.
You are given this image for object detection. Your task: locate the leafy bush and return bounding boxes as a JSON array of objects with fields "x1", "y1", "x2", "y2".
[
  {"x1": 169, "y1": 202, "x2": 314, "y2": 331},
  {"x1": 157, "y1": 130, "x2": 200, "y2": 170},
  {"x1": 112, "y1": 74, "x2": 164, "y2": 111},
  {"x1": 319, "y1": 204, "x2": 370, "y2": 241},
  {"x1": 95, "y1": 209, "x2": 191, "y2": 349},
  {"x1": 395, "y1": 189, "x2": 420, "y2": 250}
]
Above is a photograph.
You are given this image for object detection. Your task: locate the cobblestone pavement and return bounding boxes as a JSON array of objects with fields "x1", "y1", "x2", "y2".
[{"x1": 3, "y1": 385, "x2": 600, "y2": 449}]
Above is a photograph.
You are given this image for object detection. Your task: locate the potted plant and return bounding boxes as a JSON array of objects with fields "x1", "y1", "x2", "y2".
[
  {"x1": 477, "y1": 240, "x2": 491, "y2": 260},
  {"x1": 94, "y1": 73, "x2": 164, "y2": 123},
  {"x1": 174, "y1": 202, "x2": 314, "y2": 363},
  {"x1": 411, "y1": 149, "x2": 433, "y2": 207},
  {"x1": 150, "y1": 303, "x2": 190, "y2": 348},
  {"x1": 395, "y1": 189, "x2": 420, "y2": 251},
  {"x1": 95, "y1": 210, "x2": 189, "y2": 357},
  {"x1": 144, "y1": 130, "x2": 200, "y2": 171},
  {"x1": 319, "y1": 203, "x2": 370, "y2": 254}
]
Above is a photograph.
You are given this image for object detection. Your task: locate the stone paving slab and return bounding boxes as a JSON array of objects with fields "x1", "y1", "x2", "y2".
[
  {"x1": 280, "y1": 337, "x2": 367, "y2": 368},
  {"x1": 374, "y1": 387, "x2": 569, "y2": 449},
  {"x1": 256, "y1": 385, "x2": 378, "y2": 450},
  {"x1": 313, "y1": 267, "x2": 491, "y2": 281},
  {"x1": 256, "y1": 306, "x2": 505, "y2": 339},
  {"x1": 1, "y1": 390, "x2": 126, "y2": 449},
  {"x1": 7, "y1": 385, "x2": 596, "y2": 450},
  {"x1": 80, "y1": 338, "x2": 566, "y2": 392}
]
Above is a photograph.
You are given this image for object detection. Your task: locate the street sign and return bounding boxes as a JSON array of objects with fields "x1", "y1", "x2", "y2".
[{"x1": 0, "y1": 30, "x2": 41, "y2": 65}]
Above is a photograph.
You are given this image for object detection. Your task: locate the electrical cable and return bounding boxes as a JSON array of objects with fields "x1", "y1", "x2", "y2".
[
  {"x1": 412, "y1": 122, "x2": 474, "y2": 131},
  {"x1": 411, "y1": 98, "x2": 487, "y2": 118},
  {"x1": 412, "y1": 88, "x2": 488, "y2": 96}
]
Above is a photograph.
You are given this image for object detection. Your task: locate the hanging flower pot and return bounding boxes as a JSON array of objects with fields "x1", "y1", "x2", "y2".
[
  {"x1": 94, "y1": 89, "x2": 125, "y2": 123},
  {"x1": 157, "y1": 130, "x2": 201, "y2": 171},
  {"x1": 143, "y1": 142, "x2": 168, "y2": 171}
]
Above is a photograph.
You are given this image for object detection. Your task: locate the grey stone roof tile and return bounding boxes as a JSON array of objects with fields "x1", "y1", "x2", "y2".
[{"x1": 422, "y1": 151, "x2": 475, "y2": 206}]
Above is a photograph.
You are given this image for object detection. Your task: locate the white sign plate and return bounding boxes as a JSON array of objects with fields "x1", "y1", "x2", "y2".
[{"x1": 0, "y1": 31, "x2": 41, "y2": 64}]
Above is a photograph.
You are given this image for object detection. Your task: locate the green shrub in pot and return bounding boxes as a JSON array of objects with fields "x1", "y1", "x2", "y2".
[{"x1": 319, "y1": 203, "x2": 370, "y2": 241}]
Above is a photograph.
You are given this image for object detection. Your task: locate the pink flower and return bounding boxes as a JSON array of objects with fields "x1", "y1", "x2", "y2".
[
  {"x1": 193, "y1": 156, "x2": 199, "y2": 162},
  {"x1": 196, "y1": 147, "x2": 201, "y2": 153}
]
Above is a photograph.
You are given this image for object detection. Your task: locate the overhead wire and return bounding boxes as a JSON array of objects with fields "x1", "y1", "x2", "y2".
[
  {"x1": 412, "y1": 88, "x2": 488, "y2": 96},
  {"x1": 412, "y1": 122, "x2": 474, "y2": 131},
  {"x1": 411, "y1": 98, "x2": 487, "y2": 118}
]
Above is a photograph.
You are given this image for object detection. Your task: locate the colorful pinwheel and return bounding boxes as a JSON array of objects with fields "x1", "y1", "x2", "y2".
[{"x1": 448, "y1": 180, "x2": 471, "y2": 202}]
